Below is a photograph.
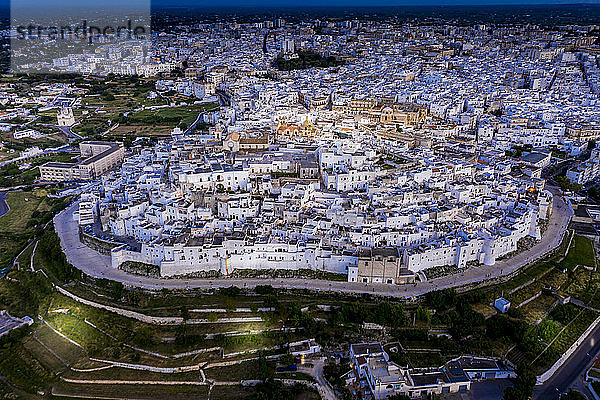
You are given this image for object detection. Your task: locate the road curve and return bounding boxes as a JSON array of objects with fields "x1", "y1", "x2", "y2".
[
  {"x1": 53, "y1": 193, "x2": 572, "y2": 297},
  {"x1": 0, "y1": 191, "x2": 8, "y2": 218}
]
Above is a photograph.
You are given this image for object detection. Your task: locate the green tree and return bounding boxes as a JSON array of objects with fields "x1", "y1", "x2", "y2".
[
  {"x1": 486, "y1": 315, "x2": 514, "y2": 339},
  {"x1": 415, "y1": 306, "x2": 431, "y2": 324},
  {"x1": 425, "y1": 289, "x2": 457, "y2": 311},
  {"x1": 133, "y1": 327, "x2": 153, "y2": 347},
  {"x1": 503, "y1": 363, "x2": 536, "y2": 400},
  {"x1": 255, "y1": 285, "x2": 275, "y2": 295},
  {"x1": 180, "y1": 306, "x2": 190, "y2": 321},
  {"x1": 257, "y1": 353, "x2": 274, "y2": 381},
  {"x1": 37, "y1": 228, "x2": 81, "y2": 282},
  {"x1": 110, "y1": 281, "x2": 124, "y2": 301},
  {"x1": 279, "y1": 353, "x2": 295, "y2": 367},
  {"x1": 537, "y1": 319, "x2": 561, "y2": 342},
  {"x1": 224, "y1": 296, "x2": 237, "y2": 312},
  {"x1": 207, "y1": 312, "x2": 218, "y2": 322}
]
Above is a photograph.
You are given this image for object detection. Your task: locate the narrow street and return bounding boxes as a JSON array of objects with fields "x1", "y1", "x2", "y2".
[{"x1": 301, "y1": 357, "x2": 338, "y2": 400}]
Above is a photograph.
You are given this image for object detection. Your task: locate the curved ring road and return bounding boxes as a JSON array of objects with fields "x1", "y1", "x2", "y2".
[{"x1": 53, "y1": 192, "x2": 573, "y2": 297}]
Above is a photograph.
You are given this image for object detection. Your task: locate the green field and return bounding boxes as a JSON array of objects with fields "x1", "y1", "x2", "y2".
[
  {"x1": 68, "y1": 75, "x2": 218, "y2": 139},
  {"x1": 561, "y1": 235, "x2": 596, "y2": 270},
  {"x1": 0, "y1": 189, "x2": 70, "y2": 266},
  {"x1": 123, "y1": 103, "x2": 217, "y2": 128},
  {"x1": 0, "y1": 190, "x2": 50, "y2": 233},
  {"x1": 0, "y1": 342, "x2": 55, "y2": 392},
  {"x1": 52, "y1": 382, "x2": 210, "y2": 400},
  {"x1": 205, "y1": 359, "x2": 260, "y2": 382},
  {"x1": 0, "y1": 152, "x2": 75, "y2": 187}
]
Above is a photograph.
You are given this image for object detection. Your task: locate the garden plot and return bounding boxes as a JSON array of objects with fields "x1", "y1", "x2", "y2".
[
  {"x1": 52, "y1": 382, "x2": 210, "y2": 400},
  {"x1": 518, "y1": 294, "x2": 558, "y2": 324}
]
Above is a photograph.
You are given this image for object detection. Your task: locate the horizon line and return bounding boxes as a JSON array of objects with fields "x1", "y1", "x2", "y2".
[
  {"x1": 151, "y1": 1, "x2": 600, "y2": 5},
  {"x1": 153, "y1": 2, "x2": 600, "y2": 5}
]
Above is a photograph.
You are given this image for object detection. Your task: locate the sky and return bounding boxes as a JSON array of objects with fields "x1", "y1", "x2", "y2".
[
  {"x1": 3, "y1": 0, "x2": 599, "y2": 14},
  {"x1": 151, "y1": 0, "x2": 600, "y2": 5},
  {"x1": 3, "y1": 0, "x2": 600, "y2": 11}
]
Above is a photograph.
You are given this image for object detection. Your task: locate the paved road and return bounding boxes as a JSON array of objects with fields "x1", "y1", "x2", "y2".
[
  {"x1": 301, "y1": 358, "x2": 337, "y2": 400},
  {"x1": 57, "y1": 125, "x2": 82, "y2": 140},
  {"x1": 0, "y1": 191, "x2": 8, "y2": 218},
  {"x1": 53, "y1": 190, "x2": 573, "y2": 297},
  {"x1": 533, "y1": 323, "x2": 600, "y2": 400}
]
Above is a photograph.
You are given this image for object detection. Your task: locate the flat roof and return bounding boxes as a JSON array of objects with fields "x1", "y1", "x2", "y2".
[
  {"x1": 40, "y1": 161, "x2": 75, "y2": 169},
  {"x1": 522, "y1": 152, "x2": 549, "y2": 164},
  {"x1": 449, "y1": 356, "x2": 500, "y2": 371},
  {"x1": 351, "y1": 343, "x2": 384, "y2": 356},
  {"x1": 79, "y1": 144, "x2": 122, "y2": 166},
  {"x1": 411, "y1": 371, "x2": 446, "y2": 386}
]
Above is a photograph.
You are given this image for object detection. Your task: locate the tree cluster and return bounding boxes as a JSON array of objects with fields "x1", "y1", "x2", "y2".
[
  {"x1": 330, "y1": 300, "x2": 409, "y2": 327},
  {"x1": 502, "y1": 363, "x2": 536, "y2": 400},
  {"x1": 38, "y1": 228, "x2": 81, "y2": 282},
  {"x1": 273, "y1": 50, "x2": 345, "y2": 71}
]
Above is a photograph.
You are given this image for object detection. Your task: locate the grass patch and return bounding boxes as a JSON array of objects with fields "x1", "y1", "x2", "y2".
[
  {"x1": 563, "y1": 268, "x2": 597, "y2": 303},
  {"x1": 406, "y1": 350, "x2": 446, "y2": 368},
  {"x1": 123, "y1": 103, "x2": 217, "y2": 128},
  {"x1": 534, "y1": 307, "x2": 599, "y2": 372},
  {"x1": 0, "y1": 235, "x2": 27, "y2": 266},
  {"x1": 205, "y1": 359, "x2": 260, "y2": 382},
  {"x1": 62, "y1": 367, "x2": 205, "y2": 382},
  {"x1": 209, "y1": 385, "x2": 255, "y2": 400},
  {"x1": 588, "y1": 368, "x2": 600, "y2": 380},
  {"x1": 22, "y1": 335, "x2": 69, "y2": 373},
  {"x1": 0, "y1": 342, "x2": 55, "y2": 392},
  {"x1": 44, "y1": 311, "x2": 114, "y2": 354},
  {"x1": 471, "y1": 302, "x2": 497, "y2": 318},
  {"x1": 52, "y1": 382, "x2": 210, "y2": 400},
  {"x1": 519, "y1": 294, "x2": 557, "y2": 324},
  {"x1": 15, "y1": 240, "x2": 35, "y2": 269},
  {"x1": 508, "y1": 281, "x2": 544, "y2": 306},
  {"x1": 561, "y1": 235, "x2": 596, "y2": 270},
  {"x1": 0, "y1": 268, "x2": 52, "y2": 317},
  {"x1": 0, "y1": 189, "x2": 70, "y2": 267},
  {"x1": 32, "y1": 323, "x2": 88, "y2": 366},
  {"x1": 471, "y1": 261, "x2": 556, "y2": 304},
  {"x1": 550, "y1": 308, "x2": 598, "y2": 355},
  {"x1": 0, "y1": 190, "x2": 49, "y2": 233}
]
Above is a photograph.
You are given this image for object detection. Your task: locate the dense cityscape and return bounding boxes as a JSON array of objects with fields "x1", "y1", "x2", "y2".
[{"x1": 0, "y1": 3, "x2": 600, "y2": 400}]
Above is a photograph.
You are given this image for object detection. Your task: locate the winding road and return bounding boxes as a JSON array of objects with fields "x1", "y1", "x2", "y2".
[
  {"x1": 53, "y1": 190, "x2": 573, "y2": 297},
  {"x1": 0, "y1": 191, "x2": 8, "y2": 218}
]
